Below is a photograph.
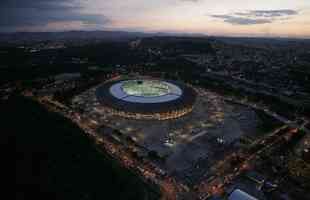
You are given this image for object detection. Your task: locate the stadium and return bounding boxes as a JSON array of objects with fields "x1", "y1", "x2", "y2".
[
  {"x1": 96, "y1": 79, "x2": 197, "y2": 120},
  {"x1": 73, "y1": 77, "x2": 268, "y2": 186}
]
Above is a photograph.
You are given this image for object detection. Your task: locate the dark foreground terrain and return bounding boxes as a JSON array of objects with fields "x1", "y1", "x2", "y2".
[{"x1": 5, "y1": 96, "x2": 159, "y2": 200}]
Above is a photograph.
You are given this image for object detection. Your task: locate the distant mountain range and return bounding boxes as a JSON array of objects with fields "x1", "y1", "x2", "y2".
[
  {"x1": 0, "y1": 31, "x2": 147, "y2": 43},
  {"x1": 0, "y1": 30, "x2": 308, "y2": 45},
  {"x1": 0, "y1": 31, "x2": 207, "y2": 44}
]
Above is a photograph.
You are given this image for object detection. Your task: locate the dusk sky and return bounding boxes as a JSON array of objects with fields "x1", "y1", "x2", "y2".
[{"x1": 1, "y1": 0, "x2": 310, "y2": 38}]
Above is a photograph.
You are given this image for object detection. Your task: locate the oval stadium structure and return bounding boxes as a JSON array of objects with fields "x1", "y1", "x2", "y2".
[{"x1": 96, "y1": 79, "x2": 197, "y2": 120}]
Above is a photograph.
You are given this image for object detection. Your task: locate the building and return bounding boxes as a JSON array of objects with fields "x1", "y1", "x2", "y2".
[{"x1": 96, "y1": 79, "x2": 196, "y2": 120}]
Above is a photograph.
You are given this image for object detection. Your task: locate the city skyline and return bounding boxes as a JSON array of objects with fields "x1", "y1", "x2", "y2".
[{"x1": 1, "y1": 0, "x2": 310, "y2": 38}]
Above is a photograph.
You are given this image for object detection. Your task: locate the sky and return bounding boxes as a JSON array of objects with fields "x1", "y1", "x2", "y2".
[{"x1": 0, "y1": 0, "x2": 309, "y2": 38}]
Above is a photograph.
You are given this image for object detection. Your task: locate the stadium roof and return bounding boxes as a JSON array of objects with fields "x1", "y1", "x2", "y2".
[
  {"x1": 228, "y1": 189, "x2": 258, "y2": 200},
  {"x1": 109, "y1": 80, "x2": 183, "y2": 103},
  {"x1": 96, "y1": 79, "x2": 196, "y2": 114}
]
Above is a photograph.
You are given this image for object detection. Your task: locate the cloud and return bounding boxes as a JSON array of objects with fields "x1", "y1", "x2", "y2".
[
  {"x1": 210, "y1": 9, "x2": 298, "y2": 25},
  {"x1": 1, "y1": 0, "x2": 81, "y2": 10},
  {"x1": 246, "y1": 10, "x2": 298, "y2": 17},
  {"x1": 0, "y1": 0, "x2": 110, "y2": 31},
  {"x1": 211, "y1": 15, "x2": 271, "y2": 25}
]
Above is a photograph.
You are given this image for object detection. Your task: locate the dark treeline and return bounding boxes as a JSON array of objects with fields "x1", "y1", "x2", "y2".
[
  {"x1": 0, "y1": 42, "x2": 142, "y2": 84},
  {"x1": 4, "y1": 96, "x2": 160, "y2": 200}
]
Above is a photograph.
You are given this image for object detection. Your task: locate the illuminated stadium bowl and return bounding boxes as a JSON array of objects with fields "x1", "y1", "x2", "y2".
[
  {"x1": 96, "y1": 79, "x2": 196, "y2": 120},
  {"x1": 121, "y1": 80, "x2": 171, "y2": 97}
]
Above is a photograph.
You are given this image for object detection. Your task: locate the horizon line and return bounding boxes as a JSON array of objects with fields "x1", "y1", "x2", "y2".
[{"x1": 0, "y1": 29, "x2": 309, "y2": 40}]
